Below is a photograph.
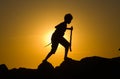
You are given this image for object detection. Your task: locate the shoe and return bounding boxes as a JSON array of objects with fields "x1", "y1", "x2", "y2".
[
  {"x1": 64, "y1": 57, "x2": 69, "y2": 61},
  {"x1": 42, "y1": 59, "x2": 47, "y2": 63},
  {"x1": 64, "y1": 57, "x2": 72, "y2": 61}
]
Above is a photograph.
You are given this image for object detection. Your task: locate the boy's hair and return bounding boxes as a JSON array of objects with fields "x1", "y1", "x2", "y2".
[{"x1": 64, "y1": 13, "x2": 73, "y2": 21}]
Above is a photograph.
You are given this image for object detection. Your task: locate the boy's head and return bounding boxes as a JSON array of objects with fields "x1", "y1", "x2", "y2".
[{"x1": 64, "y1": 13, "x2": 73, "y2": 24}]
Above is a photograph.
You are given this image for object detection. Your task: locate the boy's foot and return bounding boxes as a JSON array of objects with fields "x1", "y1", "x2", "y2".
[
  {"x1": 42, "y1": 59, "x2": 47, "y2": 63},
  {"x1": 64, "y1": 57, "x2": 72, "y2": 61}
]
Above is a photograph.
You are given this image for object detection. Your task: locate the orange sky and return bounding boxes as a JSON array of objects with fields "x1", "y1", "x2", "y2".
[{"x1": 0, "y1": 0, "x2": 120, "y2": 69}]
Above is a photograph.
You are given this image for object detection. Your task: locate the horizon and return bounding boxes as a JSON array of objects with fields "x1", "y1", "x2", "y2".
[{"x1": 0, "y1": 0, "x2": 120, "y2": 69}]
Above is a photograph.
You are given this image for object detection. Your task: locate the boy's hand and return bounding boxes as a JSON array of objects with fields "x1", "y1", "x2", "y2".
[{"x1": 71, "y1": 26, "x2": 73, "y2": 30}]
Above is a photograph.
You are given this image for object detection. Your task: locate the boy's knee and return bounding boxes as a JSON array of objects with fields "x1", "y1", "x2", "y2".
[
  {"x1": 65, "y1": 43, "x2": 70, "y2": 49},
  {"x1": 50, "y1": 49, "x2": 56, "y2": 54}
]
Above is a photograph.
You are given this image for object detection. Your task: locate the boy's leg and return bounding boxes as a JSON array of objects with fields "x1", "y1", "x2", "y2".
[
  {"x1": 59, "y1": 37, "x2": 70, "y2": 60},
  {"x1": 43, "y1": 42, "x2": 58, "y2": 62}
]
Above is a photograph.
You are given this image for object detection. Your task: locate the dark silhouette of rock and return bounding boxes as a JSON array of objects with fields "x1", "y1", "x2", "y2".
[
  {"x1": 0, "y1": 56, "x2": 120, "y2": 79},
  {"x1": 55, "y1": 56, "x2": 120, "y2": 79},
  {"x1": 37, "y1": 61, "x2": 55, "y2": 79},
  {"x1": 8, "y1": 68, "x2": 37, "y2": 79},
  {"x1": 0, "y1": 64, "x2": 8, "y2": 79},
  {"x1": 0, "y1": 64, "x2": 8, "y2": 73}
]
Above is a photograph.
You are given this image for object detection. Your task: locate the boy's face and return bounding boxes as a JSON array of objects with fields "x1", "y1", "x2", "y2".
[{"x1": 66, "y1": 18, "x2": 72, "y2": 24}]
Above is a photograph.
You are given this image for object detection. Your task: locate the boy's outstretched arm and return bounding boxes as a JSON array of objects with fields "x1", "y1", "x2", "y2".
[{"x1": 66, "y1": 26, "x2": 73, "y2": 30}]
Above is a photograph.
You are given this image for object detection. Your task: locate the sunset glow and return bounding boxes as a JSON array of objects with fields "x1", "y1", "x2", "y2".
[{"x1": 0, "y1": 0, "x2": 120, "y2": 69}]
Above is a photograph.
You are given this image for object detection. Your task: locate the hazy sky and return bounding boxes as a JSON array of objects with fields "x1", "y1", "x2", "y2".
[{"x1": 0, "y1": 0, "x2": 120, "y2": 69}]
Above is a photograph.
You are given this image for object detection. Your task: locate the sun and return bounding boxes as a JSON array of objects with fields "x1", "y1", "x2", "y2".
[{"x1": 43, "y1": 30, "x2": 53, "y2": 46}]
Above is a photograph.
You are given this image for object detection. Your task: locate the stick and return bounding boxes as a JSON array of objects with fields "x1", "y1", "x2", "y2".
[{"x1": 70, "y1": 26, "x2": 73, "y2": 52}]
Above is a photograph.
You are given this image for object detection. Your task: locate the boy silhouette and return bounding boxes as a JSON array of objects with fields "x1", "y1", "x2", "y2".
[{"x1": 43, "y1": 13, "x2": 73, "y2": 62}]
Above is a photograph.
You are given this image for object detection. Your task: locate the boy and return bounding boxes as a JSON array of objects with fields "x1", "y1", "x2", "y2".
[{"x1": 43, "y1": 13, "x2": 73, "y2": 61}]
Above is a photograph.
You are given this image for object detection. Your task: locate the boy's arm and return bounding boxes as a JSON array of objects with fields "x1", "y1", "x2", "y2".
[{"x1": 66, "y1": 26, "x2": 73, "y2": 30}]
